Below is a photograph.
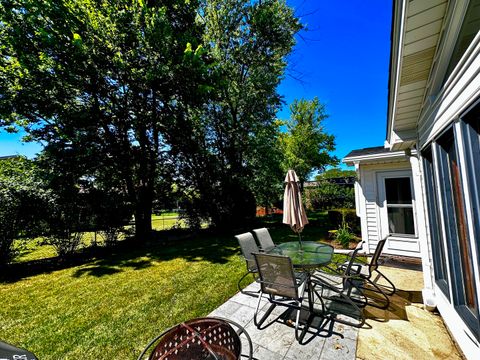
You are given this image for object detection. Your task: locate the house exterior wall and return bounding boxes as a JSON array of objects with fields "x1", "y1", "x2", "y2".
[
  {"x1": 415, "y1": 32, "x2": 480, "y2": 360},
  {"x1": 355, "y1": 160, "x2": 423, "y2": 258}
]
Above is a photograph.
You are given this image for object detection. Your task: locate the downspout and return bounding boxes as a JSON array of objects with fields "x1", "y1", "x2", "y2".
[
  {"x1": 405, "y1": 148, "x2": 436, "y2": 309},
  {"x1": 354, "y1": 162, "x2": 362, "y2": 217}
]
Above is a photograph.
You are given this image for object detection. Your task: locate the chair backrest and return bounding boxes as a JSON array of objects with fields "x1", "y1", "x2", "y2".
[
  {"x1": 235, "y1": 232, "x2": 259, "y2": 271},
  {"x1": 342, "y1": 245, "x2": 365, "y2": 277},
  {"x1": 369, "y1": 238, "x2": 387, "y2": 273},
  {"x1": 253, "y1": 253, "x2": 299, "y2": 299},
  {"x1": 253, "y1": 228, "x2": 275, "y2": 252},
  {"x1": 354, "y1": 240, "x2": 365, "y2": 251}
]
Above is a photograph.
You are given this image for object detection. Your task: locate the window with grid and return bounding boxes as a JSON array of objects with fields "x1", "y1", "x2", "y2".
[{"x1": 384, "y1": 177, "x2": 415, "y2": 235}]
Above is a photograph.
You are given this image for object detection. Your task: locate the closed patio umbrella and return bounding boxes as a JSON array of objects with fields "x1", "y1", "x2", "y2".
[{"x1": 282, "y1": 169, "x2": 309, "y2": 246}]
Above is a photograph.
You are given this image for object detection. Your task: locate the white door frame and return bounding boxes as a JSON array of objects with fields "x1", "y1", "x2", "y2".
[{"x1": 376, "y1": 169, "x2": 421, "y2": 257}]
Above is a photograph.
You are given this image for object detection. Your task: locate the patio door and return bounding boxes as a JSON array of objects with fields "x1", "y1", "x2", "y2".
[{"x1": 377, "y1": 170, "x2": 421, "y2": 257}]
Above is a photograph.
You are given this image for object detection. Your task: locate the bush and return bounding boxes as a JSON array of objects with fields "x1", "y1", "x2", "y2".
[
  {"x1": 46, "y1": 230, "x2": 84, "y2": 258},
  {"x1": 305, "y1": 180, "x2": 355, "y2": 210},
  {"x1": 99, "y1": 228, "x2": 123, "y2": 247},
  {"x1": 328, "y1": 208, "x2": 360, "y2": 235},
  {"x1": 335, "y1": 222, "x2": 355, "y2": 248},
  {"x1": 0, "y1": 157, "x2": 50, "y2": 265},
  {"x1": 86, "y1": 189, "x2": 132, "y2": 247}
]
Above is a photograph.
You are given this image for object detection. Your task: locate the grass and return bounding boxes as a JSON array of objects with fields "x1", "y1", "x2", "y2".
[
  {"x1": 151, "y1": 213, "x2": 185, "y2": 231},
  {"x1": 1, "y1": 234, "x2": 245, "y2": 359},
  {"x1": 0, "y1": 211, "x2": 344, "y2": 359}
]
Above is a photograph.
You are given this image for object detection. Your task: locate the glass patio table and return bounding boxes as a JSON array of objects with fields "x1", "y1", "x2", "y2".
[
  {"x1": 268, "y1": 241, "x2": 334, "y2": 315},
  {"x1": 268, "y1": 241, "x2": 334, "y2": 269}
]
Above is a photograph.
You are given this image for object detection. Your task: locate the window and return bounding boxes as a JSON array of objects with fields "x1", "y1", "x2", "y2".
[
  {"x1": 384, "y1": 177, "x2": 415, "y2": 235},
  {"x1": 436, "y1": 127, "x2": 478, "y2": 337},
  {"x1": 443, "y1": 0, "x2": 480, "y2": 82},
  {"x1": 422, "y1": 147, "x2": 449, "y2": 297}
]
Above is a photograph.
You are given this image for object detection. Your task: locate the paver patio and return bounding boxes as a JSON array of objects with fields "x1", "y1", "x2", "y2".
[
  {"x1": 209, "y1": 257, "x2": 464, "y2": 360},
  {"x1": 209, "y1": 282, "x2": 358, "y2": 360}
]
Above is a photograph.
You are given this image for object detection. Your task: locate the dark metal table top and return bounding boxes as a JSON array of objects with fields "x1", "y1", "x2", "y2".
[{"x1": 268, "y1": 241, "x2": 334, "y2": 269}]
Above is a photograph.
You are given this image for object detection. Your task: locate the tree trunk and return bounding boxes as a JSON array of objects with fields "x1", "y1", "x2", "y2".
[{"x1": 134, "y1": 184, "x2": 153, "y2": 240}]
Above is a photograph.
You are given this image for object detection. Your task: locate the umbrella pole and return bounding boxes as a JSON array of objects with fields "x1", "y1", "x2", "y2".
[{"x1": 298, "y1": 232, "x2": 302, "y2": 249}]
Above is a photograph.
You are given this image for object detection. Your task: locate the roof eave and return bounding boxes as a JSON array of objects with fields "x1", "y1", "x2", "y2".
[
  {"x1": 386, "y1": 0, "x2": 407, "y2": 148},
  {"x1": 343, "y1": 149, "x2": 415, "y2": 166}
]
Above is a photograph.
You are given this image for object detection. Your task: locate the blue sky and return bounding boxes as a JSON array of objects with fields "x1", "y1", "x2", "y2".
[
  {"x1": 0, "y1": 0, "x2": 392, "y2": 165},
  {"x1": 278, "y1": 0, "x2": 393, "y2": 168}
]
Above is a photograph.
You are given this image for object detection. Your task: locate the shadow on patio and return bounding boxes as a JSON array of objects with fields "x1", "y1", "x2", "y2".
[
  {"x1": 357, "y1": 258, "x2": 463, "y2": 360},
  {"x1": 208, "y1": 257, "x2": 464, "y2": 360}
]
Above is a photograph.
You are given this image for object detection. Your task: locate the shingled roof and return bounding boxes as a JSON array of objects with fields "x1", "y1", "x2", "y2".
[{"x1": 343, "y1": 146, "x2": 390, "y2": 159}]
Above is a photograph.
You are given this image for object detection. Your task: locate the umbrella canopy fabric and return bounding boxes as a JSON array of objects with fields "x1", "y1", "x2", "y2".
[{"x1": 282, "y1": 169, "x2": 309, "y2": 233}]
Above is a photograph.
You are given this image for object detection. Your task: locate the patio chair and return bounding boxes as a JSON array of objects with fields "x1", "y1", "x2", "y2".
[
  {"x1": 235, "y1": 232, "x2": 260, "y2": 295},
  {"x1": 338, "y1": 236, "x2": 395, "y2": 309},
  {"x1": 253, "y1": 227, "x2": 276, "y2": 252},
  {"x1": 252, "y1": 252, "x2": 311, "y2": 342},
  {"x1": 311, "y1": 246, "x2": 367, "y2": 328}
]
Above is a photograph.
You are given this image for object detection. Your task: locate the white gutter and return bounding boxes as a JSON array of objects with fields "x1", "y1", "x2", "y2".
[{"x1": 386, "y1": 0, "x2": 407, "y2": 148}]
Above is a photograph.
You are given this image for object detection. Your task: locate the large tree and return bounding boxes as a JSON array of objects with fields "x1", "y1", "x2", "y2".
[
  {"x1": 279, "y1": 97, "x2": 338, "y2": 190},
  {"x1": 0, "y1": 0, "x2": 209, "y2": 239},
  {"x1": 168, "y1": 0, "x2": 301, "y2": 229}
]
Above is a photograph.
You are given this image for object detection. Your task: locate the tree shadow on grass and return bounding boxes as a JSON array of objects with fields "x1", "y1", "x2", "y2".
[
  {"x1": 1, "y1": 229, "x2": 240, "y2": 283},
  {"x1": 1, "y1": 213, "x2": 330, "y2": 283}
]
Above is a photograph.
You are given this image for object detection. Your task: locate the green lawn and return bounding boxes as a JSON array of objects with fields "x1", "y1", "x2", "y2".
[
  {"x1": 151, "y1": 213, "x2": 185, "y2": 231},
  {"x1": 0, "y1": 212, "x2": 335, "y2": 359}
]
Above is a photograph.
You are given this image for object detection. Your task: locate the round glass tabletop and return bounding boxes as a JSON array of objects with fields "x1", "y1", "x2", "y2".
[{"x1": 268, "y1": 241, "x2": 333, "y2": 269}]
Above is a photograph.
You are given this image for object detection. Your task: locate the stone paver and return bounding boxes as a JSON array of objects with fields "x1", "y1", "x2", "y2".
[
  {"x1": 209, "y1": 282, "x2": 358, "y2": 359},
  {"x1": 356, "y1": 259, "x2": 464, "y2": 360},
  {"x1": 209, "y1": 258, "x2": 465, "y2": 359}
]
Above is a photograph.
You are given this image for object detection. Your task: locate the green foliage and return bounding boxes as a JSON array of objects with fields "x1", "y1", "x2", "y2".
[
  {"x1": 85, "y1": 189, "x2": 133, "y2": 246},
  {"x1": 316, "y1": 167, "x2": 357, "y2": 180},
  {"x1": 335, "y1": 221, "x2": 355, "y2": 248},
  {"x1": 170, "y1": 0, "x2": 302, "y2": 229},
  {"x1": 306, "y1": 181, "x2": 355, "y2": 210},
  {"x1": 330, "y1": 209, "x2": 356, "y2": 248},
  {"x1": 0, "y1": 0, "x2": 208, "y2": 239},
  {"x1": 0, "y1": 157, "x2": 50, "y2": 264},
  {"x1": 0, "y1": 0, "x2": 301, "y2": 234},
  {"x1": 279, "y1": 97, "x2": 338, "y2": 187},
  {"x1": 328, "y1": 208, "x2": 360, "y2": 236}
]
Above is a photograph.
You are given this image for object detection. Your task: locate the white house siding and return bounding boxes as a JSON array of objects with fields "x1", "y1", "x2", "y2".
[
  {"x1": 415, "y1": 31, "x2": 480, "y2": 360},
  {"x1": 418, "y1": 34, "x2": 480, "y2": 148},
  {"x1": 356, "y1": 161, "x2": 422, "y2": 258}
]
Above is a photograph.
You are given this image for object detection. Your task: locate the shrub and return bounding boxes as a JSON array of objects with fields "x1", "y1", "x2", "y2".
[
  {"x1": 0, "y1": 157, "x2": 50, "y2": 265},
  {"x1": 335, "y1": 222, "x2": 355, "y2": 248},
  {"x1": 328, "y1": 208, "x2": 360, "y2": 235},
  {"x1": 46, "y1": 230, "x2": 84, "y2": 258},
  {"x1": 306, "y1": 180, "x2": 355, "y2": 210},
  {"x1": 85, "y1": 189, "x2": 132, "y2": 247},
  {"x1": 99, "y1": 228, "x2": 123, "y2": 247},
  {"x1": 329, "y1": 208, "x2": 359, "y2": 248}
]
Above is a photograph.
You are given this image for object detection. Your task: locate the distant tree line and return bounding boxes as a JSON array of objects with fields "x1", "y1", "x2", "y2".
[{"x1": 0, "y1": 0, "x2": 338, "y2": 265}]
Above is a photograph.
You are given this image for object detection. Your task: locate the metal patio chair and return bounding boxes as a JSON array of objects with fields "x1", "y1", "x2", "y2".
[
  {"x1": 252, "y1": 227, "x2": 276, "y2": 252},
  {"x1": 311, "y1": 245, "x2": 367, "y2": 328},
  {"x1": 338, "y1": 236, "x2": 395, "y2": 309},
  {"x1": 235, "y1": 232, "x2": 260, "y2": 295},
  {"x1": 252, "y1": 252, "x2": 312, "y2": 342}
]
